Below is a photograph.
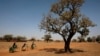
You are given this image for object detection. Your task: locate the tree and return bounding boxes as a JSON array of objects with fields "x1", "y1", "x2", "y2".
[
  {"x1": 87, "y1": 37, "x2": 92, "y2": 42},
  {"x1": 42, "y1": 34, "x2": 52, "y2": 43},
  {"x1": 40, "y1": 0, "x2": 95, "y2": 52},
  {"x1": 0, "y1": 37, "x2": 3, "y2": 40},
  {"x1": 72, "y1": 39, "x2": 77, "y2": 42},
  {"x1": 16, "y1": 36, "x2": 27, "y2": 42},
  {"x1": 3, "y1": 35, "x2": 13, "y2": 42},
  {"x1": 78, "y1": 36, "x2": 85, "y2": 42},
  {"x1": 96, "y1": 35, "x2": 100, "y2": 43},
  {"x1": 91, "y1": 36, "x2": 96, "y2": 42},
  {"x1": 29, "y1": 37, "x2": 36, "y2": 41},
  {"x1": 55, "y1": 40, "x2": 62, "y2": 42}
]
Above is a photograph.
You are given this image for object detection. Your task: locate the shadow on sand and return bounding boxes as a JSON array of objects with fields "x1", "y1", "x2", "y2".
[{"x1": 39, "y1": 48, "x2": 85, "y2": 54}]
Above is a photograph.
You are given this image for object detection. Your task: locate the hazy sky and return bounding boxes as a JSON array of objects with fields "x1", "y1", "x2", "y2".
[{"x1": 0, "y1": 0, "x2": 100, "y2": 40}]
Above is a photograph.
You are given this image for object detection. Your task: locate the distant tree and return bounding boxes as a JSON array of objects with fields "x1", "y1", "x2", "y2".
[
  {"x1": 96, "y1": 35, "x2": 100, "y2": 43},
  {"x1": 16, "y1": 36, "x2": 26, "y2": 42},
  {"x1": 72, "y1": 39, "x2": 77, "y2": 42},
  {"x1": 42, "y1": 34, "x2": 52, "y2": 43},
  {"x1": 0, "y1": 37, "x2": 4, "y2": 42},
  {"x1": 11, "y1": 37, "x2": 17, "y2": 41},
  {"x1": 87, "y1": 37, "x2": 92, "y2": 42},
  {"x1": 3, "y1": 35, "x2": 13, "y2": 42},
  {"x1": 0, "y1": 37, "x2": 3, "y2": 40},
  {"x1": 40, "y1": 0, "x2": 95, "y2": 52},
  {"x1": 91, "y1": 36, "x2": 96, "y2": 42},
  {"x1": 55, "y1": 40, "x2": 62, "y2": 42},
  {"x1": 78, "y1": 36, "x2": 85, "y2": 42},
  {"x1": 29, "y1": 37, "x2": 36, "y2": 41}
]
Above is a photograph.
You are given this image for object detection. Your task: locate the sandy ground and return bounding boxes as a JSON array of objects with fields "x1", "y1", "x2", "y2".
[{"x1": 0, "y1": 41, "x2": 100, "y2": 56}]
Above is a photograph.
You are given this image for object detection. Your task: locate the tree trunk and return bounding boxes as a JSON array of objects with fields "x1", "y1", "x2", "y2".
[
  {"x1": 64, "y1": 41, "x2": 67, "y2": 52},
  {"x1": 67, "y1": 33, "x2": 74, "y2": 52},
  {"x1": 66, "y1": 37, "x2": 72, "y2": 52},
  {"x1": 63, "y1": 33, "x2": 74, "y2": 52},
  {"x1": 62, "y1": 35, "x2": 67, "y2": 52}
]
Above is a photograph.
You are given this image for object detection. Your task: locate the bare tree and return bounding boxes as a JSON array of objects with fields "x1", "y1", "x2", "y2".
[{"x1": 40, "y1": 0, "x2": 95, "y2": 52}]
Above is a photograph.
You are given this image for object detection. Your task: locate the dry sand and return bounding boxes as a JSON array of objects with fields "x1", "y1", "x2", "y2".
[{"x1": 0, "y1": 41, "x2": 100, "y2": 56}]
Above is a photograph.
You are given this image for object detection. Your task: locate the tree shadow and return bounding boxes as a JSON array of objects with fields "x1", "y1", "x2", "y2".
[
  {"x1": 39, "y1": 48, "x2": 85, "y2": 54},
  {"x1": 39, "y1": 48, "x2": 58, "y2": 52},
  {"x1": 71, "y1": 49, "x2": 85, "y2": 52}
]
